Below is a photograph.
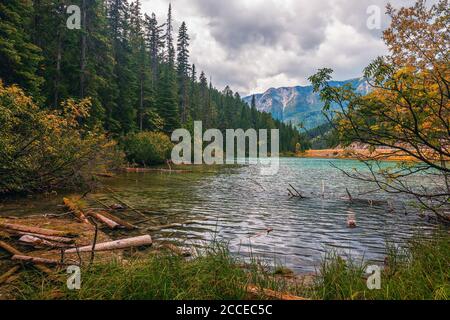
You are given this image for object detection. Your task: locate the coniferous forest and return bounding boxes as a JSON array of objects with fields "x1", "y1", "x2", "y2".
[{"x1": 0, "y1": 0, "x2": 304, "y2": 150}]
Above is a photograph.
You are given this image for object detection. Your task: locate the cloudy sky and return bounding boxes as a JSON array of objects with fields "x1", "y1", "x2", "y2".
[{"x1": 141, "y1": 0, "x2": 420, "y2": 96}]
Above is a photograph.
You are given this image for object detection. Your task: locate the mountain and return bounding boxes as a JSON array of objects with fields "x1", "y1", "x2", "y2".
[{"x1": 243, "y1": 78, "x2": 370, "y2": 130}]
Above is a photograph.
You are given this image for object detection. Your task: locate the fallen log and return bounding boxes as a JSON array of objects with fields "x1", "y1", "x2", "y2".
[
  {"x1": 289, "y1": 184, "x2": 304, "y2": 198},
  {"x1": 162, "y1": 243, "x2": 192, "y2": 257},
  {"x1": 106, "y1": 188, "x2": 147, "y2": 218},
  {"x1": 18, "y1": 235, "x2": 71, "y2": 249},
  {"x1": 13, "y1": 232, "x2": 75, "y2": 244},
  {"x1": 12, "y1": 255, "x2": 61, "y2": 266},
  {"x1": 0, "y1": 241, "x2": 54, "y2": 275},
  {"x1": 96, "y1": 211, "x2": 137, "y2": 230},
  {"x1": 65, "y1": 235, "x2": 152, "y2": 253},
  {"x1": 246, "y1": 285, "x2": 308, "y2": 300},
  {"x1": 0, "y1": 265, "x2": 21, "y2": 285},
  {"x1": 88, "y1": 211, "x2": 137, "y2": 230},
  {"x1": 87, "y1": 211, "x2": 120, "y2": 229},
  {"x1": 94, "y1": 172, "x2": 115, "y2": 178},
  {"x1": 0, "y1": 222, "x2": 74, "y2": 238},
  {"x1": 63, "y1": 197, "x2": 92, "y2": 225},
  {"x1": 145, "y1": 221, "x2": 196, "y2": 232}
]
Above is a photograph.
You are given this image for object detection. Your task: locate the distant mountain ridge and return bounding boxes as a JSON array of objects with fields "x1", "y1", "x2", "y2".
[{"x1": 243, "y1": 78, "x2": 370, "y2": 130}]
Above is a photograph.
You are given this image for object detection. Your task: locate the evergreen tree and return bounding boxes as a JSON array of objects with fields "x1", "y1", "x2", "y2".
[
  {"x1": 250, "y1": 95, "x2": 258, "y2": 128},
  {"x1": 199, "y1": 71, "x2": 209, "y2": 125},
  {"x1": 176, "y1": 21, "x2": 190, "y2": 124},
  {"x1": 0, "y1": 0, "x2": 43, "y2": 96},
  {"x1": 108, "y1": 0, "x2": 137, "y2": 133},
  {"x1": 130, "y1": 0, "x2": 149, "y2": 130},
  {"x1": 189, "y1": 64, "x2": 200, "y2": 120},
  {"x1": 165, "y1": 3, "x2": 175, "y2": 67},
  {"x1": 144, "y1": 12, "x2": 164, "y2": 88},
  {"x1": 156, "y1": 65, "x2": 179, "y2": 133}
]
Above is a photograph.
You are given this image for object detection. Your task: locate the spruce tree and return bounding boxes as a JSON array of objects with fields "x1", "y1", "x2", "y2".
[
  {"x1": 145, "y1": 13, "x2": 164, "y2": 88},
  {"x1": 130, "y1": 0, "x2": 148, "y2": 130},
  {"x1": 156, "y1": 65, "x2": 180, "y2": 133},
  {"x1": 189, "y1": 64, "x2": 200, "y2": 121},
  {"x1": 165, "y1": 4, "x2": 175, "y2": 67},
  {"x1": 107, "y1": 0, "x2": 137, "y2": 133},
  {"x1": 176, "y1": 21, "x2": 190, "y2": 124},
  {"x1": 0, "y1": 0, "x2": 43, "y2": 96}
]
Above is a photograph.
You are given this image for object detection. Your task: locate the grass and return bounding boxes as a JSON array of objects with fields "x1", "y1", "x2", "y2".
[
  {"x1": 11, "y1": 243, "x2": 307, "y2": 300},
  {"x1": 312, "y1": 231, "x2": 450, "y2": 300},
  {"x1": 5, "y1": 232, "x2": 449, "y2": 300}
]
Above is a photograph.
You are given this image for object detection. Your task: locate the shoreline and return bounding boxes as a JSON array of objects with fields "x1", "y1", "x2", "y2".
[{"x1": 298, "y1": 149, "x2": 417, "y2": 162}]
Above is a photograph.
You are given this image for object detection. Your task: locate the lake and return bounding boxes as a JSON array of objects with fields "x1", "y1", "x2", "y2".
[{"x1": 0, "y1": 158, "x2": 438, "y2": 273}]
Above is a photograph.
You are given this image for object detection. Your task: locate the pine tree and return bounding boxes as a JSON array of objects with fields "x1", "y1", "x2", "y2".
[
  {"x1": 84, "y1": 0, "x2": 117, "y2": 126},
  {"x1": 165, "y1": 3, "x2": 175, "y2": 67},
  {"x1": 199, "y1": 71, "x2": 209, "y2": 125},
  {"x1": 177, "y1": 21, "x2": 190, "y2": 124},
  {"x1": 130, "y1": 0, "x2": 147, "y2": 130},
  {"x1": 189, "y1": 64, "x2": 200, "y2": 121},
  {"x1": 107, "y1": 0, "x2": 137, "y2": 133},
  {"x1": 0, "y1": 0, "x2": 43, "y2": 96},
  {"x1": 144, "y1": 13, "x2": 164, "y2": 88},
  {"x1": 250, "y1": 95, "x2": 258, "y2": 128},
  {"x1": 156, "y1": 65, "x2": 179, "y2": 133}
]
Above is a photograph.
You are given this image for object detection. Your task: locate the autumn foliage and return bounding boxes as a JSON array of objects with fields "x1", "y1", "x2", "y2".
[
  {"x1": 310, "y1": 0, "x2": 449, "y2": 219},
  {"x1": 0, "y1": 81, "x2": 123, "y2": 194}
]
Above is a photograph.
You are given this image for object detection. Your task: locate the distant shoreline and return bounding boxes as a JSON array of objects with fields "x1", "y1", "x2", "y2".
[{"x1": 299, "y1": 149, "x2": 416, "y2": 162}]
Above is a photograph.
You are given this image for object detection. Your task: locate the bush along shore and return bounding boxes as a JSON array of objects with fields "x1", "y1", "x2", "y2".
[{"x1": 0, "y1": 192, "x2": 448, "y2": 300}]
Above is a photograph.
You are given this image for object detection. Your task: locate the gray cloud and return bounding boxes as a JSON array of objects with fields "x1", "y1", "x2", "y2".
[{"x1": 142, "y1": 0, "x2": 425, "y2": 95}]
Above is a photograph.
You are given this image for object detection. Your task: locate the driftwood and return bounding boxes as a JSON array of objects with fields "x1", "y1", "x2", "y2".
[
  {"x1": 106, "y1": 188, "x2": 147, "y2": 218},
  {"x1": 162, "y1": 243, "x2": 192, "y2": 257},
  {"x1": 0, "y1": 265, "x2": 21, "y2": 285},
  {"x1": 65, "y1": 235, "x2": 152, "y2": 253},
  {"x1": 87, "y1": 211, "x2": 120, "y2": 229},
  {"x1": 0, "y1": 241, "x2": 54, "y2": 275},
  {"x1": 145, "y1": 221, "x2": 196, "y2": 232},
  {"x1": 63, "y1": 197, "x2": 92, "y2": 225},
  {"x1": 288, "y1": 184, "x2": 308, "y2": 199},
  {"x1": 18, "y1": 235, "x2": 70, "y2": 249},
  {"x1": 12, "y1": 255, "x2": 61, "y2": 266},
  {"x1": 97, "y1": 211, "x2": 137, "y2": 230},
  {"x1": 13, "y1": 232, "x2": 75, "y2": 244},
  {"x1": 246, "y1": 285, "x2": 308, "y2": 300},
  {"x1": 88, "y1": 210, "x2": 136, "y2": 230},
  {"x1": 346, "y1": 188, "x2": 353, "y2": 202},
  {"x1": 94, "y1": 173, "x2": 115, "y2": 178},
  {"x1": 0, "y1": 222, "x2": 73, "y2": 238}
]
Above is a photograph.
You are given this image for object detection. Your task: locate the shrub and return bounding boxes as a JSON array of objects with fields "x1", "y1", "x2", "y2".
[
  {"x1": 122, "y1": 131, "x2": 173, "y2": 166},
  {"x1": 0, "y1": 81, "x2": 123, "y2": 194}
]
